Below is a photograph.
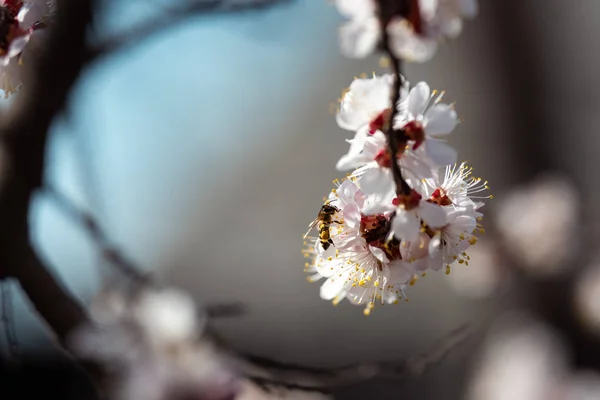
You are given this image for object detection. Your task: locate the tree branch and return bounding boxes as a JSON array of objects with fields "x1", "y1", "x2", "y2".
[
  {"x1": 378, "y1": 0, "x2": 412, "y2": 197},
  {"x1": 86, "y1": 0, "x2": 293, "y2": 61},
  {"x1": 237, "y1": 322, "x2": 473, "y2": 392},
  {"x1": 0, "y1": 0, "x2": 95, "y2": 344},
  {"x1": 45, "y1": 185, "x2": 153, "y2": 286}
]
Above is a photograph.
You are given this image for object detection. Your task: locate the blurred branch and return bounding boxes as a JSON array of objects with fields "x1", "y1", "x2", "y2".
[
  {"x1": 45, "y1": 185, "x2": 153, "y2": 285},
  {"x1": 0, "y1": 0, "x2": 95, "y2": 344},
  {"x1": 86, "y1": 0, "x2": 293, "y2": 61},
  {"x1": 237, "y1": 322, "x2": 473, "y2": 392}
]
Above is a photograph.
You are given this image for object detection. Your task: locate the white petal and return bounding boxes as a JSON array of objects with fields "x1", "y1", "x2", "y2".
[
  {"x1": 428, "y1": 231, "x2": 442, "y2": 255},
  {"x1": 429, "y1": 251, "x2": 444, "y2": 271},
  {"x1": 17, "y1": 3, "x2": 49, "y2": 29},
  {"x1": 343, "y1": 203, "x2": 361, "y2": 228},
  {"x1": 337, "y1": 179, "x2": 361, "y2": 205},
  {"x1": 358, "y1": 167, "x2": 392, "y2": 197},
  {"x1": 419, "y1": 201, "x2": 447, "y2": 228},
  {"x1": 320, "y1": 276, "x2": 346, "y2": 301},
  {"x1": 408, "y1": 82, "x2": 431, "y2": 117},
  {"x1": 419, "y1": 0, "x2": 440, "y2": 20},
  {"x1": 7, "y1": 35, "x2": 30, "y2": 58},
  {"x1": 369, "y1": 246, "x2": 390, "y2": 264},
  {"x1": 400, "y1": 232, "x2": 430, "y2": 260},
  {"x1": 391, "y1": 211, "x2": 420, "y2": 241},
  {"x1": 336, "y1": 129, "x2": 370, "y2": 170},
  {"x1": 424, "y1": 104, "x2": 458, "y2": 136},
  {"x1": 425, "y1": 140, "x2": 457, "y2": 167},
  {"x1": 388, "y1": 260, "x2": 412, "y2": 284},
  {"x1": 362, "y1": 200, "x2": 394, "y2": 215},
  {"x1": 336, "y1": 75, "x2": 393, "y2": 131},
  {"x1": 339, "y1": 18, "x2": 381, "y2": 59}
]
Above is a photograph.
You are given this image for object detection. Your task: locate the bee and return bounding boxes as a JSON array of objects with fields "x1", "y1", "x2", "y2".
[{"x1": 304, "y1": 204, "x2": 341, "y2": 250}]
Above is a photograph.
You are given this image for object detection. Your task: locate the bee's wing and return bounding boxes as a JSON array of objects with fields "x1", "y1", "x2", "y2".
[{"x1": 303, "y1": 218, "x2": 319, "y2": 239}]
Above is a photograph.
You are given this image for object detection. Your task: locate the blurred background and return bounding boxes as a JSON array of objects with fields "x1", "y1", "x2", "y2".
[{"x1": 3, "y1": 0, "x2": 600, "y2": 398}]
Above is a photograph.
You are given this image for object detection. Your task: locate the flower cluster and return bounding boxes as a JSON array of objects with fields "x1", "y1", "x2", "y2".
[
  {"x1": 336, "y1": 0, "x2": 477, "y2": 61},
  {"x1": 303, "y1": 73, "x2": 490, "y2": 314},
  {"x1": 0, "y1": 0, "x2": 53, "y2": 97}
]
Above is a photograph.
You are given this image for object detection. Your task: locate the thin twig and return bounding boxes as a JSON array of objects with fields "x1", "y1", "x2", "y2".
[
  {"x1": 379, "y1": 0, "x2": 411, "y2": 197},
  {"x1": 45, "y1": 185, "x2": 153, "y2": 286},
  {"x1": 235, "y1": 322, "x2": 474, "y2": 392},
  {"x1": 86, "y1": 0, "x2": 293, "y2": 61}
]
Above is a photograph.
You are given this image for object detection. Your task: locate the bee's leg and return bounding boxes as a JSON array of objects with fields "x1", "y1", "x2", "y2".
[{"x1": 332, "y1": 220, "x2": 343, "y2": 224}]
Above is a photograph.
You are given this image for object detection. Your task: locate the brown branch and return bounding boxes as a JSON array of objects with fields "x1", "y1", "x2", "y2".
[
  {"x1": 236, "y1": 322, "x2": 474, "y2": 392},
  {"x1": 0, "y1": 0, "x2": 95, "y2": 345},
  {"x1": 85, "y1": 0, "x2": 293, "y2": 61},
  {"x1": 378, "y1": 0, "x2": 412, "y2": 197}
]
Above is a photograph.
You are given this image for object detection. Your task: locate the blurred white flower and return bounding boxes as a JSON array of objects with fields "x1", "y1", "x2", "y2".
[
  {"x1": 134, "y1": 288, "x2": 202, "y2": 349},
  {"x1": 335, "y1": 0, "x2": 478, "y2": 61},
  {"x1": 467, "y1": 313, "x2": 568, "y2": 400},
  {"x1": 495, "y1": 175, "x2": 579, "y2": 276},
  {"x1": 387, "y1": 0, "x2": 477, "y2": 62},
  {"x1": 445, "y1": 239, "x2": 504, "y2": 299},
  {"x1": 69, "y1": 287, "x2": 237, "y2": 400},
  {"x1": 335, "y1": 0, "x2": 381, "y2": 58}
]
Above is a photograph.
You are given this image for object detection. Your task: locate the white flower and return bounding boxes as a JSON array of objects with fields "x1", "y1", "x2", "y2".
[
  {"x1": 335, "y1": 0, "x2": 381, "y2": 58},
  {"x1": 304, "y1": 179, "x2": 412, "y2": 314},
  {"x1": 428, "y1": 206, "x2": 480, "y2": 272},
  {"x1": 422, "y1": 162, "x2": 491, "y2": 209},
  {"x1": 336, "y1": 77, "x2": 457, "y2": 197},
  {"x1": 133, "y1": 288, "x2": 202, "y2": 349},
  {"x1": 360, "y1": 185, "x2": 447, "y2": 243},
  {"x1": 397, "y1": 80, "x2": 459, "y2": 167},
  {"x1": 336, "y1": 73, "x2": 406, "y2": 133}
]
